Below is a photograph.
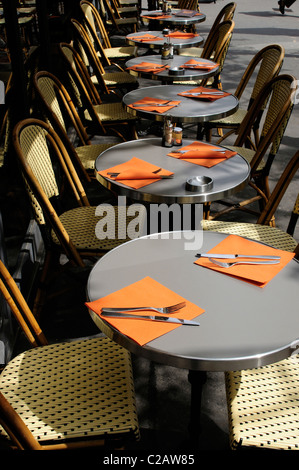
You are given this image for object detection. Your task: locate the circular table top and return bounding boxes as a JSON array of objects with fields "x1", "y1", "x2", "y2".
[
  {"x1": 141, "y1": 9, "x2": 206, "y2": 26},
  {"x1": 125, "y1": 55, "x2": 219, "y2": 82},
  {"x1": 95, "y1": 138, "x2": 250, "y2": 204},
  {"x1": 122, "y1": 85, "x2": 239, "y2": 123},
  {"x1": 126, "y1": 30, "x2": 204, "y2": 50},
  {"x1": 87, "y1": 231, "x2": 299, "y2": 372}
]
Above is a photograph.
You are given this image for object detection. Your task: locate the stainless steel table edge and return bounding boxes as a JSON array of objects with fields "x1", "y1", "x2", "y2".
[
  {"x1": 88, "y1": 309, "x2": 298, "y2": 372},
  {"x1": 94, "y1": 138, "x2": 250, "y2": 204}
]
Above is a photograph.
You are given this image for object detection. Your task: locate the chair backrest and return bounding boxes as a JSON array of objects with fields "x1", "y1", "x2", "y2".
[
  {"x1": 257, "y1": 151, "x2": 299, "y2": 226},
  {"x1": 58, "y1": 42, "x2": 107, "y2": 136},
  {"x1": 234, "y1": 74, "x2": 297, "y2": 176},
  {"x1": 234, "y1": 44, "x2": 285, "y2": 106},
  {"x1": 287, "y1": 192, "x2": 299, "y2": 236},
  {"x1": 70, "y1": 18, "x2": 110, "y2": 95},
  {"x1": 33, "y1": 70, "x2": 92, "y2": 181},
  {"x1": 178, "y1": 0, "x2": 198, "y2": 10},
  {"x1": 201, "y1": 20, "x2": 235, "y2": 87},
  {"x1": 203, "y1": 2, "x2": 236, "y2": 53},
  {"x1": 13, "y1": 118, "x2": 90, "y2": 266},
  {"x1": 80, "y1": 0, "x2": 112, "y2": 61}
]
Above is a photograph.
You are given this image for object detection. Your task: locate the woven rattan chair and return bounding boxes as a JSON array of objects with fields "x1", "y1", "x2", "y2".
[
  {"x1": 207, "y1": 74, "x2": 297, "y2": 221},
  {"x1": 202, "y1": 168, "x2": 299, "y2": 450},
  {"x1": 80, "y1": 0, "x2": 137, "y2": 66},
  {"x1": 178, "y1": 2, "x2": 236, "y2": 58},
  {"x1": 70, "y1": 18, "x2": 138, "y2": 95},
  {"x1": 59, "y1": 42, "x2": 139, "y2": 140},
  {"x1": 204, "y1": 44, "x2": 285, "y2": 144},
  {"x1": 0, "y1": 259, "x2": 140, "y2": 450},
  {"x1": 33, "y1": 70, "x2": 122, "y2": 176},
  {"x1": 174, "y1": 20, "x2": 235, "y2": 90},
  {"x1": 98, "y1": 0, "x2": 138, "y2": 33},
  {"x1": 13, "y1": 118, "x2": 145, "y2": 267}
]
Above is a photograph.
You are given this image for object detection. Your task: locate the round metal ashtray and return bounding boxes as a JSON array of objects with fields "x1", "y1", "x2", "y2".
[
  {"x1": 168, "y1": 67, "x2": 184, "y2": 76},
  {"x1": 185, "y1": 176, "x2": 213, "y2": 192}
]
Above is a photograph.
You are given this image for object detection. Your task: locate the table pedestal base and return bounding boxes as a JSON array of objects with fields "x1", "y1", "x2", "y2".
[{"x1": 188, "y1": 370, "x2": 207, "y2": 441}]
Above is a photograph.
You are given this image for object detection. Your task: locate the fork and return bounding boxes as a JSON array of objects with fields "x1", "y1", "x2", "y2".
[
  {"x1": 209, "y1": 258, "x2": 280, "y2": 268},
  {"x1": 101, "y1": 301, "x2": 186, "y2": 314}
]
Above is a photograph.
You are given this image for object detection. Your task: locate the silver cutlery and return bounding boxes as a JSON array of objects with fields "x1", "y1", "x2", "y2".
[
  {"x1": 101, "y1": 301, "x2": 186, "y2": 314},
  {"x1": 101, "y1": 312, "x2": 200, "y2": 326},
  {"x1": 209, "y1": 258, "x2": 280, "y2": 268},
  {"x1": 196, "y1": 253, "x2": 281, "y2": 260},
  {"x1": 182, "y1": 92, "x2": 224, "y2": 96},
  {"x1": 132, "y1": 102, "x2": 178, "y2": 107},
  {"x1": 173, "y1": 149, "x2": 225, "y2": 154},
  {"x1": 107, "y1": 168, "x2": 174, "y2": 179}
]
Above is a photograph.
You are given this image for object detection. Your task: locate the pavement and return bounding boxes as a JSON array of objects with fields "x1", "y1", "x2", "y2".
[{"x1": 2, "y1": 0, "x2": 299, "y2": 459}]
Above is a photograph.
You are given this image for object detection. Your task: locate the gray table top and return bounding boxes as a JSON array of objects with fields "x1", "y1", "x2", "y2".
[
  {"x1": 125, "y1": 55, "x2": 219, "y2": 83},
  {"x1": 141, "y1": 9, "x2": 206, "y2": 26},
  {"x1": 126, "y1": 30, "x2": 204, "y2": 50},
  {"x1": 122, "y1": 85, "x2": 239, "y2": 123},
  {"x1": 87, "y1": 231, "x2": 299, "y2": 372},
  {"x1": 95, "y1": 138, "x2": 250, "y2": 204}
]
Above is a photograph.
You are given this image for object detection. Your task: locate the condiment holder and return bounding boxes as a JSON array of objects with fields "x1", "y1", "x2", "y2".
[
  {"x1": 185, "y1": 176, "x2": 213, "y2": 193},
  {"x1": 169, "y1": 67, "x2": 184, "y2": 76}
]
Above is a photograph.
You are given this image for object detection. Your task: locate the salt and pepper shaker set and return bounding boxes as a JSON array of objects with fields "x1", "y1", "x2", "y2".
[{"x1": 162, "y1": 116, "x2": 182, "y2": 148}]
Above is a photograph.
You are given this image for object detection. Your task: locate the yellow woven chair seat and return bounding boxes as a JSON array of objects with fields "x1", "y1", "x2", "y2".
[
  {"x1": 208, "y1": 108, "x2": 248, "y2": 127},
  {"x1": 85, "y1": 102, "x2": 137, "y2": 122},
  {"x1": 178, "y1": 47, "x2": 203, "y2": 57},
  {"x1": 225, "y1": 355, "x2": 299, "y2": 450},
  {"x1": 91, "y1": 71, "x2": 138, "y2": 86},
  {"x1": 0, "y1": 336, "x2": 140, "y2": 446},
  {"x1": 52, "y1": 205, "x2": 144, "y2": 252},
  {"x1": 75, "y1": 143, "x2": 116, "y2": 170},
  {"x1": 201, "y1": 219, "x2": 298, "y2": 252},
  {"x1": 223, "y1": 145, "x2": 265, "y2": 172},
  {"x1": 103, "y1": 46, "x2": 136, "y2": 59}
]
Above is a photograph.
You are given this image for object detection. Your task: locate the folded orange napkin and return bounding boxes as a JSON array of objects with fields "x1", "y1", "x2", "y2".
[
  {"x1": 127, "y1": 62, "x2": 170, "y2": 74},
  {"x1": 85, "y1": 277, "x2": 205, "y2": 345},
  {"x1": 142, "y1": 14, "x2": 172, "y2": 19},
  {"x1": 98, "y1": 157, "x2": 173, "y2": 189},
  {"x1": 165, "y1": 32, "x2": 199, "y2": 38},
  {"x1": 128, "y1": 97, "x2": 181, "y2": 113},
  {"x1": 181, "y1": 59, "x2": 218, "y2": 70},
  {"x1": 195, "y1": 234, "x2": 295, "y2": 287},
  {"x1": 178, "y1": 86, "x2": 231, "y2": 101},
  {"x1": 168, "y1": 141, "x2": 237, "y2": 167},
  {"x1": 174, "y1": 9, "x2": 199, "y2": 17},
  {"x1": 128, "y1": 33, "x2": 163, "y2": 42}
]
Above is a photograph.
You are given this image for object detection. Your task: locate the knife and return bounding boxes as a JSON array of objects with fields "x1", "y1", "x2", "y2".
[
  {"x1": 101, "y1": 311, "x2": 200, "y2": 326},
  {"x1": 196, "y1": 253, "x2": 281, "y2": 260}
]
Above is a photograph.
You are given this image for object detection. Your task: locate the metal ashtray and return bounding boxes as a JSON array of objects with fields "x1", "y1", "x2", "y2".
[
  {"x1": 185, "y1": 176, "x2": 213, "y2": 193},
  {"x1": 168, "y1": 67, "x2": 184, "y2": 76}
]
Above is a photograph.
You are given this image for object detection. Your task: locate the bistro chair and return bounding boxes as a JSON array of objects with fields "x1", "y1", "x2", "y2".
[
  {"x1": 178, "y1": 2, "x2": 236, "y2": 58},
  {"x1": 79, "y1": 0, "x2": 137, "y2": 66},
  {"x1": 206, "y1": 74, "x2": 297, "y2": 221},
  {"x1": 70, "y1": 18, "x2": 138, "y2": 96},
  {"x1": 0, "y1": 259, "x2": 140, "y2": 450},
  {"x1": 33, "y1": 70, "x2": 122, "y2": 177},
  {"x1": 59, "y1": 42, "x2": 139, "y2": 140},
  {"x1": 98, "y1": 0, "x2": 138, "y2": 34},
  {"x1": 204, "y1": 44, "x2": 285, "y2": 144},
  {"x1": 174, "y1": 20, "x2": 235, "y2": 90},
  {"x1": 202, "y1": 158, "x2": 299, "y2": 450},
  {"x1": 13, "y1": 118, "x2": 145, "y2": 268}
]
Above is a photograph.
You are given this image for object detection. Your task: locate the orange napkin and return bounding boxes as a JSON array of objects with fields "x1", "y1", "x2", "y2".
[
  {"x1": 174, "y1": 9, "x2": 200, "y2": 17},
  {"x1": 181, "y1": 59, "x2": 218, "y2": 70},
  {"x1": 168, "y1": 141, "x2": 237, "y2": 167},
  {"x1": 128, "y1": 33, "x2": 163, "y2": 42},
  {"x1": 98, "y1": 157, "x2": 173, "y2": 189},
  {"x1": 128, "y1": 96, "x2": 181, "y2": 113},
  {"x1": 165, "y1": 32, "x2": 199, "y2": 38},
  {"x1": 142, "y1": 14, "x2": 172, "y2": 19},
  {"x1": 178, "y1": 86, "x2": 231, "y2": 101},
  {"x1": 85, "y1": 277, "x2": 205, "y2": 346},
  {"x1": 195, "y1": 234, "x2": 295, "y2": 287},
  {"x1": 127, "y1": 62, "x2": 170, "y2": 74}
]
